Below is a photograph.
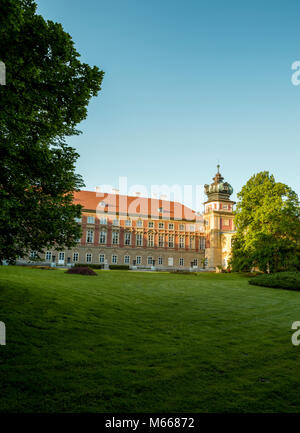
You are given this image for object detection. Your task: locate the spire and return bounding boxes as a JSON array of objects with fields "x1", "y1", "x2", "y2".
[{"x1": 204, "y1": 166, "x2": 233, "y2": 201}]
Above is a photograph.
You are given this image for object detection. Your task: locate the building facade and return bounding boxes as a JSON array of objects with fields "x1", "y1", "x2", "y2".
[{"x1": 27, "y1": 167, "x2": 235, "y2": 270}]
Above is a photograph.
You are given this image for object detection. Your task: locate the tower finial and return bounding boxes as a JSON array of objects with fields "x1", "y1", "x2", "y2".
[{"x1": 217, "y1": 164, "x2": 220, "y2": 173}]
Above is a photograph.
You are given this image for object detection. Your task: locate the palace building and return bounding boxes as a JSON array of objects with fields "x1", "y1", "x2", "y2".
[{"x1": 27, "y1": 166, "x2": 236, "y2": 270}]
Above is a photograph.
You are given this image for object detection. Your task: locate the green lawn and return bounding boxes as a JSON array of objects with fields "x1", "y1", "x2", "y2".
[{"x1": 0, "y1": 266, "x2": 300, "y2": 413}]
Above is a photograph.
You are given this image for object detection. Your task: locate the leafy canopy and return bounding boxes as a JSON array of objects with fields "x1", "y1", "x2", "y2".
[
  {"x1": 231, "y1": 171, "x2": 300, "y2": 273},
  {"x1": 0, "y1": 0, "x2": 104, "y2": 262}
]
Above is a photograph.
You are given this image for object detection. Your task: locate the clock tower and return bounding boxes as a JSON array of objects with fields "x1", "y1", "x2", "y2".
[{"x1": 204, "y1": 165, "x2": 236, "y2": 269}]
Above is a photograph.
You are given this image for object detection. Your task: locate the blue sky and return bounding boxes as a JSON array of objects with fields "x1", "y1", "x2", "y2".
[{"x1": 37, "y1": 0, "x2": 300, "y2": 208}]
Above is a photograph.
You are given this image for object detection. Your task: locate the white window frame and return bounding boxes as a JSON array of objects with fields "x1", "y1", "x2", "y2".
[
  {"x1": 73, "y1": 252, "x2": 79, "y2": 262},
  {"x1": 100, "y1": 217, "x2": 107, "y2": 224},
  {"x1": 158, "y1": 234, "x2": 164, "y2": 248},
  {"x1": 45, "y1": 251, "x2": 52, "y2": 261},
  {"x1": 158, "y1": 257, "x2": 163, "y2": 265},
  {"x1": 147, "y1": 256, "x2": 153, "y2": 265},
  {"x1": 136, "y1": 233, "x2": 143, "y2": 247},
  {"x1": 111, "y1": 255, "x2": 117, "y2": 264},
  {"x1": 179, "y1": 257, "x2": 184, "y2": 266},
  {"x1": 125, "y1": 219, "x2": 131, "y2": 227},
  {"x1": 136, "y1": 220, "x2": 143, "y2": 227},
  {"x1": 86, "y1": 253, "x2": 92, "y2": 263},
  {"x1": 136, "y1": 256, "x2": 142, "y2": 265},
  {"x1": 168, "y1": 235, "x2": 174, "y2": 248},
  {"x1": 86, "y1": 230, "x2": 94, "y2": 243},
  {"x1": 99, "y1": 254, "x2": 105, "y2": 264},
  {"x1": 168, "y1": 223, "x2": 174, "y2": 230},
  {"x1": 148, "y1": 221, "x2": 154, "y2": 228},
  {"x1": 124, "y1": 255, "x2": 130, "y2": 264},
  {"x1": 179, "y1": 236, "x2": 185, "y2": 248},
  {"x1": 87, "y1": 216, "x2": 95, "y2": 224},
  {"x1": 99, "y1": 231, "x2": 107, "y2": 245},
  {"x1": 112, "y1": 231, "x2": 119, "y2": 245},
  {"x1": 158, "y1": 222, "x2": 164, "y2": 229},
  {"x1": 124, "y1": 232, "x2": 131, "y2": 246},
  {"x1": 148, "y1": 233, "x2": 154, "y2": 247}
]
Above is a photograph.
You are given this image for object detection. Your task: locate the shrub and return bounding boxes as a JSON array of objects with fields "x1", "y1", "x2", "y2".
[
  {"x1": 249, "y1": 271, "x2": 300, "y2": 291},
  {"x1": 74, "y1": 264, "x2": 102, "y2": 269},
  {"x1": 29, "y1": 266, "x2": 56, "y2": 270},
  {"x1": 66, "y1": 267, "x2": 97, "y2": 276},
  {"x1": 109, "y1": 265, "x2": 130, "y2": 270}
]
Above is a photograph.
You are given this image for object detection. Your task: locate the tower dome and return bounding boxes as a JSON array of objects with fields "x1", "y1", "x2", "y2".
[{"x1": 204, "y1": 165, "x2": 233, "y2": 201}]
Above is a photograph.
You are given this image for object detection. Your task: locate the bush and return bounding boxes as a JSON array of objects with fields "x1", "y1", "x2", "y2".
[
  {"x1": 66, "y1": 267, "x2": 97, "y2": 276},
  {"x1": 74, "y1": 263, "x2": 103, "y2": 269},
  {"x1": 109, "y1": 265, "x2": 130, "y2": 270},
  {"x1": 249, "y1": 271, "x2": 300, "y2": 291}
]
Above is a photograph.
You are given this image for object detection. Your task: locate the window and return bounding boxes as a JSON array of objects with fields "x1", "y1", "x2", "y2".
[
  {"x1": 124, "y1": 255, "x2": 130, "y2": 264},
  {"x1": 168, "y1": 257, "x2": 173, "y2": 266},
  {"x1": 158, "y1": 235, "x2": 164, "y2": 248},
  {"x1": 73, "y1": 252, "x2": 79, "y2": 262},
  {"x1": 189, "y1": 236, "x2": 195, "y2": 249},
  {"x1": 223, "y1": 204, "x2": 228, "y2": 210},
  {"x1": 111, "y1": 255, "x2": 117, "y2": 264},
  {"x1": 136, "y1": 233, "x2": 143, "y2": 247},
  {"x1": 179, "y1": 258, "x2": 184, "y2": 266},
  {"x1": 112, "y1": 231, "x2": 119, "y2": 245},
  {"x1": 86, "y1": 253, "x2": 92, "y2": 263},
  {"x1": 168, "y1": 235, "x2": 174, "y2": 248},
  {"x1": 189, "y1": 224, "x2": 195, "y2": 232},
  {"x1": 136, "y1": 256, "x2": 142, "y2": 265},
  {"x1": 158, "y1": 257, "x2": 163, "y2": 265},
  {"x1": 148, "y1": 233, "x2": 154, "y2": 247},
  {"x1": 223, "y1": 219, "x2": 230, "y2": 226},
  {"x1": 147, "y1": 256, "x2": 153, "y2": 265},
  {"x1": 30, "y1": 251, "x2": 37, "y2": 259},
  {"x1": 179, "y1": 236, "x2": 185, "y2": 248},
  {"x1": 75, "y1": 217, "x2": 82, "y2": 223},
  {"x1": 45, "y1": 251, "x2": 51, "y2": 261},
  {"x1": 99, "y1": 254, "x2": 105, "y2": 264},
  {"x1": 99, "y1": 231, "x2": 107, "y2": 245},
  {"x1": 158, "y1": 207, "x2": 163, "y2": 213},
  {"x1": 136, "y1": 220, "x2": 143, "y2": 227},
  {"x1": 148, "y1": 221, "x2": 154, "y2": 228},
  {"x1": 100, "y1": 201, "x2": 106, "y2": 207},
  {"x1": 124, "y1": 232, "x2": 131, "y2": 246},
  {"x1": 87, "y1": 216, "x2": 95, "y2": 224},
  {"x1": 100, "y1": 217, "x2": 107, "y2": 224},
  {"x1": 168, "y1": 223, "x2": 174, "y2": 230},
  {"x1": 113, "y1": 219, "x2": 119, "y2": 226},
  {"x1": 125, "y1": 219, "x2": 131, "y2": 227},
  {"x1": 200, "y1": 237, "x2": 206, "y2": 250},
  {"x1": 59, "y1": 252, "x2": 65, "y2": 261},
  {"x1": 159, "y1": 222, "x2": 164, "y2": 229},
  {"x1": 86, "y1": 230, "x2": 94, "y2": 243},
  {"x1": 179, "y1": 224, "x2": 185, "y2": 231}
]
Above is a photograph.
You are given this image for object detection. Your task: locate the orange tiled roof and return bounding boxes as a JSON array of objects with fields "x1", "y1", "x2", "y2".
[{"x1": 73, "y1": 190, "x2": 203, "y2": 222}]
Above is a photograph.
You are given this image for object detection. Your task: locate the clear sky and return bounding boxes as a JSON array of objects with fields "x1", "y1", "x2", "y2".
[{"x1": 37, "y1": 0, "x2": 300, "y2": 209}]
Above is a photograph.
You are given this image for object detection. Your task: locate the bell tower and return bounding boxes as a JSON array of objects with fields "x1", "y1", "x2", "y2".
[{"x1": 204, "y1": 165, "x2": 236, "y2": 269}]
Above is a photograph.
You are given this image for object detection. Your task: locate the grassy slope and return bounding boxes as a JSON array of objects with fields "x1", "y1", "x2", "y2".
[{"x1": 0, "y1": 267, "x2": 300, "y2": 413}]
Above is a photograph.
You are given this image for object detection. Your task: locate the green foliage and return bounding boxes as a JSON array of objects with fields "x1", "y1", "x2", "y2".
[
  {"x1": 66, "y1": 267, "x2": 97, "y2": 276},
  {"x1": 249, "y1": 271, "x2": 300, "y2": 291},
  {"x1": 231, "y1": 172, "x2": 300, "y2": 273},
  {"x1": 0, "y1": 0, "x2": 104, "y2": 262}
]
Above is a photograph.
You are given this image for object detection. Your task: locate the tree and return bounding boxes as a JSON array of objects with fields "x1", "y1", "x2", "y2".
[
  {"x1": 231, "y1": 172, "x2": 300, "y2": 273},
  {"x1": 0, "y1": 0, "x2": 104, "y2": 262}
]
